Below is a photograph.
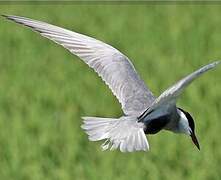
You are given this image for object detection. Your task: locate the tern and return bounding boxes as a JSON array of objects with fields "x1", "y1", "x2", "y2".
[{"x1": 3, "y1": 15, "x2": 220, "y2": 152}]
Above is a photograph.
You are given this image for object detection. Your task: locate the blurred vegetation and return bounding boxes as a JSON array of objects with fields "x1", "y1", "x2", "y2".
[{"x1": 0, "y1": 4, "x2": 221, "y2": 180}]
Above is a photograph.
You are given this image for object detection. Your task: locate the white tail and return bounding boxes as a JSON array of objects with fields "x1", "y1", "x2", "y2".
[{"x1": 81, "y1": 116, "x2": 149, "y2": 152}]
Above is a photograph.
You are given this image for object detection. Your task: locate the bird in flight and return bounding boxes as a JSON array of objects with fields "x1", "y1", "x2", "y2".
[{"x1": 3, "y1": 15, "x2": 220, "y2": 152}]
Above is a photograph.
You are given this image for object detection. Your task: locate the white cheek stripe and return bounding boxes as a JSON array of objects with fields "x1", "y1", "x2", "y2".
[
  {"x1": 178, "y1": 110, "x2": 191, "y2": 135},
  {"x1": 179, "y1": 110, "x2": 187, "y2": 120}
]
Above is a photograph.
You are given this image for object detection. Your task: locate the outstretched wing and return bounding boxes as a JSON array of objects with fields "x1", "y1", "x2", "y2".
[
  {"x1": 3, "y1": 15, "x2": 155, "y2": 116},
  {"x1": 141, "y1": 61, "x2": 220, "y2": 116}
]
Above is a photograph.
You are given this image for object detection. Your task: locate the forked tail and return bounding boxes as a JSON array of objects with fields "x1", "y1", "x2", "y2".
[{"x1": 81, "y1": 116, "x2": 149, "y2": 152}]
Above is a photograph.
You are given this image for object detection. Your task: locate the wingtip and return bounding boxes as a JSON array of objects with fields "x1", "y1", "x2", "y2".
[
  {"x1": 205, "y1": 60, "x2": 221, "y2": 69},
  {"x1": 1, "y1": 14, "x2": 15, "y2": 21},
  {"x1": 1, "y1": 14, "x2": 9, "y2": 19},
  {"x1": 1, "y1": 14, "x2": 24, "y2": 21},
  {"x1": 214, "y1": 60, "x2": 221, "y2": 65},
  {"x1": 211, "y1": 60, "x2": 221, "y2": 68}
]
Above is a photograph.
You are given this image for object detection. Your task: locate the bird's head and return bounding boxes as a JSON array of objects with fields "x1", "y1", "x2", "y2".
[{"x1": 177, "y1": 108, "x2": 200, "y2": 150}]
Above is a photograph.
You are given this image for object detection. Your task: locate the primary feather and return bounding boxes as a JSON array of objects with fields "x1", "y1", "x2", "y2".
[
  {"x1": 142, "y1": 61, "x2": 220, "y2": 117},
  {"x1": 3, "y1": 15, "x2": 155, "y2": 116}
]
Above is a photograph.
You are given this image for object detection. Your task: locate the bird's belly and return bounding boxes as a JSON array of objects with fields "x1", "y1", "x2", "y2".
[
  {"x1": 143, "y1": 114, "x2": 171, "y2": 134},
  {"x1": 139, "y1": 105, "x2": 179, "y2": 134}
]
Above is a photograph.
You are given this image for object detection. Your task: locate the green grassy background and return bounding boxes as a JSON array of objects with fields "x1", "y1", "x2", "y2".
[{"x1": 0, "y1": 4, "x2": 221, "y2": 180}]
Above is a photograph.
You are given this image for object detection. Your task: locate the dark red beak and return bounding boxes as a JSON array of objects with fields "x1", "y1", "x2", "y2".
[{"x1": 190, "y1": 132, "x2": 200, "y2": 150}]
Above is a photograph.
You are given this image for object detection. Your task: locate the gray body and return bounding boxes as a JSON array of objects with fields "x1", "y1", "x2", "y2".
[
  {"x1": 3, "y1": 15, "x2": 220, "y2": 152},
  {"x1": 140, "y1": 105, "x2": 179, "y2": 134}
]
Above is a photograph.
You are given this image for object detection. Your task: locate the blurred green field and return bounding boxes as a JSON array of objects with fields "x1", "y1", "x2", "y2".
[{"x1": 0, "y1": 4, "x2": 221, "y2": 180}]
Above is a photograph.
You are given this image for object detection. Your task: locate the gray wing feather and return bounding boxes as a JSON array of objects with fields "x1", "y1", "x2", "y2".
[
  {"x1": 3, "y1": 15, "x2": 155, "y2": 116},
  {"x1": 145, "y1": 61, "x2": 220, "y2": 114}
]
